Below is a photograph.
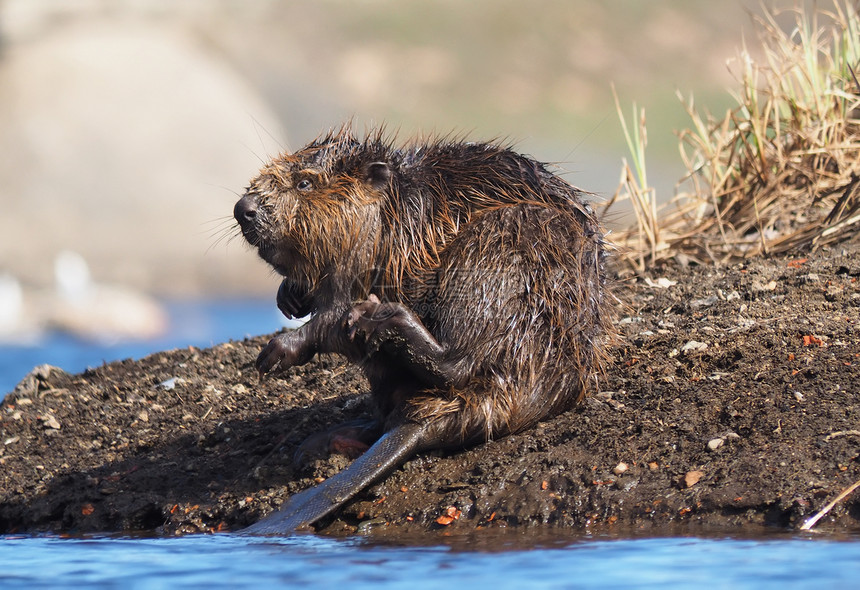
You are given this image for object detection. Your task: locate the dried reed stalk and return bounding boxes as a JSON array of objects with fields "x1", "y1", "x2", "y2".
[{"x1": 607, "y1": 1, "x2": 860, "y2": 271}]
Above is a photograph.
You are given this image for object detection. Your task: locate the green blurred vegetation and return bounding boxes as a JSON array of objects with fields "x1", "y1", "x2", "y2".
[{"x1": 213, "y1": 0, "x2": 757, "y2": 165}]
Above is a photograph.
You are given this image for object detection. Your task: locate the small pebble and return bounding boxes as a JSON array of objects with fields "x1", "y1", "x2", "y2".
[
  {"x1": 707, "y1": 438, "x2": 724, "y2": 451},
  {"x1": 681, "y1": 340, "x2": 708, "y2": 354},
  {"x1": 613, "y1": 462, "x2": 629, "y2": 475},
  {"x1": 42, "y1": 415, "x2": 61, "y2": 430},
  {"x1": 158, "y1": 377, "x2": 178, "y2": 390},
  {"x1": 690, "y1": 295, "x2": 719, "y2": 309},
  {"x1": 645, "y1": 277, "x2": 677, "y2": 289},
  {"x1": 752, "y1": 279, "x2": 777, "y2": 292}
]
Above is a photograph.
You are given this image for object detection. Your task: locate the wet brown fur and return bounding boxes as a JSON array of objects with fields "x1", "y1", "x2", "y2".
[{"x1": 240, "y1": 124, "x2": 612, "y2": 448}]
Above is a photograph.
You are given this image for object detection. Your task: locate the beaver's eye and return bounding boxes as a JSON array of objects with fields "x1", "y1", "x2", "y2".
[{"x1": 296, "y1": 179, "x2": 313, "y2": 192}]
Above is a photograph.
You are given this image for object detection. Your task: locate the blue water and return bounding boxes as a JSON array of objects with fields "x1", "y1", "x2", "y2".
[
  {"x1": 2, "y1": 300, "x2": 859, "y2": 588},
  {"x1": 0, "y1": 298, "x2": 288, "y2": 395},
  {"x1": 1, "y1": 533, "x2": 859, "y2": 589}
]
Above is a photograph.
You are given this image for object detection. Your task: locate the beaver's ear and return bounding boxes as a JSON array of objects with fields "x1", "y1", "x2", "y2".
[{"x1": 365, "y1": 161, "x2": 391, "y2": 190}]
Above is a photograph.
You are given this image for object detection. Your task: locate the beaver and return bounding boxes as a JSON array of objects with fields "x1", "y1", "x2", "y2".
[{"x1": 233, "y1": 125, "x2": 611, "y2": 533}]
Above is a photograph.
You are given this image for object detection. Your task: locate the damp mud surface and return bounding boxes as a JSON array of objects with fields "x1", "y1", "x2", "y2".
[{"x1": 2, "y1": 246, "x2": 860, "y2": 538}]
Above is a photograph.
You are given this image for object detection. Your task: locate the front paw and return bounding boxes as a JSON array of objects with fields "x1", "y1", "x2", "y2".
[
  {"x1": 342, "y1": 296, "x2": 402, "y2": 351},
  {"x1": 256, "y1": 331, "x2": 310, "y2": 377},
  {"x1": 276, "y1": 279, "x2": 313, "y2": 319}
]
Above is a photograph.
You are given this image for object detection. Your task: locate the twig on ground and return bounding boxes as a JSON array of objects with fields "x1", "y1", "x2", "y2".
[
  {"x1": 800, "y1": 478, "x2": 860, "y2": 530},
  {"x1": 824, "y1": 430, "x2": 860, "y2": 441}
]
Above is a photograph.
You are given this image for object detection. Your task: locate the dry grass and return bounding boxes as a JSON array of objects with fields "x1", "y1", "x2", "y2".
[{"x1": 607, "y1": 1, "x2": 860, "y2": 271}]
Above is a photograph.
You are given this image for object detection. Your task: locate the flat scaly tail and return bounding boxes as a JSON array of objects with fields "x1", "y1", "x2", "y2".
[{"x1": 240, "y1": 422, "x2": 428, "y2": 535}]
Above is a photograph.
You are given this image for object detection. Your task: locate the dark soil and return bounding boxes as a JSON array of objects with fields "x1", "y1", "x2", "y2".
[{"x1": 2, "y1": 245, "x2": 860, "y2": 538}]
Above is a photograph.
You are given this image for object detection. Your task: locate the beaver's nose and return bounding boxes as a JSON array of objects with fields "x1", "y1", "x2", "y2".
[{"x1": 234, "y1": 193, "x2": 258, "y2": 227}]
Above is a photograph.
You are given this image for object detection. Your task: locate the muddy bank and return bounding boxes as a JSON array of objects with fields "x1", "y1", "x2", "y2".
[{"x1": 1, "y1": 246, "x2": 859, "y2": 537}]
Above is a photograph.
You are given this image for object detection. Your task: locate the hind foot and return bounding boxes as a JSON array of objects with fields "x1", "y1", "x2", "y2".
[{"x1": 293, "y1": 419, "x2": 382, "y2": 466}]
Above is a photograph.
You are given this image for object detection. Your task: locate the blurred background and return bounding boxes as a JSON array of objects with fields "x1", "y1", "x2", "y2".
[{"x1": 0, "y1": 0, "x2": 777, "y2": 387}]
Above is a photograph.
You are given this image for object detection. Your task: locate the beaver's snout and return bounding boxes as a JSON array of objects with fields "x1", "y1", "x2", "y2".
[{"x1": 234, "y1": 193, "x2": 259, "y2": 240}]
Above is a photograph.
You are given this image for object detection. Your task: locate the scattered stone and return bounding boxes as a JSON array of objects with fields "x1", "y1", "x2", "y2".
[
  {"x1": 41, "y1": 414, "x2": 61, "y2": 430},
  {"x1": 681, "y1": 340, "x2": 708, "y2": 354},
  {"x1": 690, "y1": 295, "x2": 719, "y2": 309},
  {"x1": 707, "y1": 438, "x2": 724, "y2": 451},
  {"x1": 645, "y1": 277, "x2": 677, "y2": 289},
  {"x1": 752, "y1": 279, "x2": 778, "y2": 292},
  {"x1": 157, "y1": 377, "x2": 179, "y2": 390}
]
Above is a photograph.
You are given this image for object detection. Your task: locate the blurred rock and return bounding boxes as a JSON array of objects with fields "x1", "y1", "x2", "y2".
[
  {"x1": 0, "y1": 251, "x2": 169, "y2": 344},
  {"x1": 48, "y1": 251, "x2": 169, "y2": 343},
  {"x1": 0, "y1": 5, "x2": 283, "y2": 297},
  {"x1": 0, "y1": 273, "x2": 41, "y2": 343}
]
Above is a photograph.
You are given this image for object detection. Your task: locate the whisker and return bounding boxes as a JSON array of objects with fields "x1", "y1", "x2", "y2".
[
  {"x1": 201, "y1": 215, "x2": 236, "y2": 228},
  {"x1": 207, "y1": 228, "x2": 247, "y2": 255},
  {"x1": 248, "y1": 113, "x2": 288, "y2": 156},
  {"x1": 201, "y1": 214, "x2": 247, "y2": 254},
  {"x1": 203, "y1": 182, "x2": 246, "y2": 199},
  {"x1": 200, "y1": 216, "x2": 238, "y2": 239}
]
